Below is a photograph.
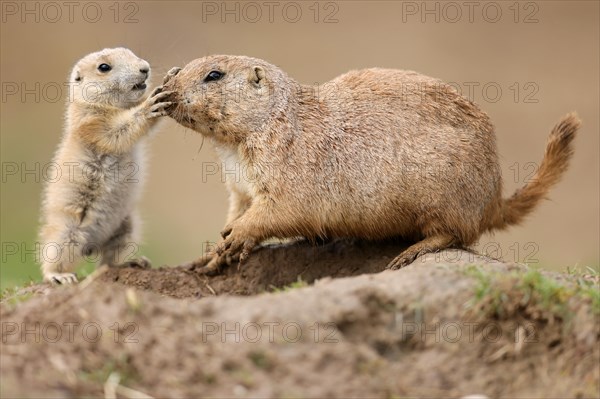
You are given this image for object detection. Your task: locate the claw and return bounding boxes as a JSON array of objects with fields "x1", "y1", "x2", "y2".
[
  {"x1": 46, "y1": 272, "x2": 78, "y2": 285},
  {"x1": 195, "y1": 260, "x2": 222, "y2": 276},
  {"x1": 148, "y1": 97, "x2": 174, "y2": 117},
  {"x1": 181, "y1": 255, "x2": 210, "y2": 270},
  {"x1": 239, "y1": 252, "x2": 250, "y2": 264},
  {"x1": 239, "y1": 238, "x2": 256, "y2": 264},
  {"x1": 386, "y1": 253, "x2": 416, "y2": 270},
  {"x1": 164, "y1": 67, "x2": 182, "y2": 84},
  {"x1": 216, "y1": 240, "x2": 228, "y2": 255},
  {"x1": 122, "y1": 256, "x2": 151, "y2": 269},
  {"x1": 151, "y1": 90, "x2": 174, "y2": 103},
  {"x1": 221, "y1": 226, "x2": 233, "y2": 239},
  {"x1": 151, "y1": 101, "x2": 173, "y2": 111},
  {"x1": 149, "y1": 86, "x2": 163, "y2": 97}
]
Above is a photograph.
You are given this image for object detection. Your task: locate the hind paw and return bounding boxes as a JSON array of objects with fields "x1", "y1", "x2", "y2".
[
  {"x1": 120, "y1": 256, "x2": 151, "y2": 269},
  {"x1": 386, "y1": 253, "x2": 418, "y2": 270},
  {"x1": 45, "y1": 273, "x2": 78, "y2": 285}
]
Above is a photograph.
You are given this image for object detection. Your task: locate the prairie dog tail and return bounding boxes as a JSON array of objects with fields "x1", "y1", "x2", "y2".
[{"x1": 490, "y1": 113, "x2": 581, "y2": 230}]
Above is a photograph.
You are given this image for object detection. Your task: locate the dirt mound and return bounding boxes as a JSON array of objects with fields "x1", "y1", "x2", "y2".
[
  {"x1": 99, "y1": 239, "x2": 405, "y2": 298},
  {"x1": 1, "y1": 241, "x2": 599, "y2": 398}
]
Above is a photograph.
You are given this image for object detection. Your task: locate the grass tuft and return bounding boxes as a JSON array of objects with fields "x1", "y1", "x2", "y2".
[
  {"x1": 465, "y1": 266, "x2": 599, "y2": 319},
  {"x1": 270, "y1": 276, "x2": 309, "y2": 292}
]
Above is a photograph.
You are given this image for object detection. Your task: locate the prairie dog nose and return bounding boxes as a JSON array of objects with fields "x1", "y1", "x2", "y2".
[{"x1": 139, "y1": 61, "x2": 150, "y2": 75}]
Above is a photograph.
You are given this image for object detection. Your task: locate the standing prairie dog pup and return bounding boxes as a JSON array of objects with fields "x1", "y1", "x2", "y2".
[
  {"x1": 163, "y1": 55, "x2": 579, "y2": 273},
  {"x1": 39, "y1": 48, "x2": 175, "y2": 284}
]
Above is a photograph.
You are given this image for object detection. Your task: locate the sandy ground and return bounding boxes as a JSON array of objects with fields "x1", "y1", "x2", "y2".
[{"x1": 1, "y1": 241, "x2": 598, "y2": 398}]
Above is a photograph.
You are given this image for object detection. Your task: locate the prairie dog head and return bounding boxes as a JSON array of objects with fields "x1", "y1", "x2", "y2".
[
  {"x1": 164, "y1": 55, "x2": 292, "y2": 143},
  {"x1": 70, "y1": 47, "x2": 151, "y2": 108}
]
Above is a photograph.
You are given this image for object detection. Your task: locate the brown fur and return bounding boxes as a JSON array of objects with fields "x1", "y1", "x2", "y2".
[
  {"x1": 489, "y1": 113, "x2": 580, "y2": 230},
  {"x1": 162, "y1": 55, "x2": 579, "y2": 271}
]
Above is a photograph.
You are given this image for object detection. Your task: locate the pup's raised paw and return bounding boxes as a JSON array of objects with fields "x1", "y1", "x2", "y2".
[
  {"x1": 145, "y1": 88, "x2": 174, "y2": 118},
  {"x1": 163, "y1": 67, "x2": 182, "y2": 84}
]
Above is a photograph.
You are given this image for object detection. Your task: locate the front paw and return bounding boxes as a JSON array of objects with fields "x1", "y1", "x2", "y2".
[
  {"x1": 144, "y1": 87, "x2": 174, "y2": 118},
  {"x1": 216, "y1": 231, "x2": 257, "y2": 265}
]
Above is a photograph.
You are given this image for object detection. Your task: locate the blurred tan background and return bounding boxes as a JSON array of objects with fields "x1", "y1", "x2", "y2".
[{"x1": 1, "y1": 1, "x2": 598, "y2": 288}]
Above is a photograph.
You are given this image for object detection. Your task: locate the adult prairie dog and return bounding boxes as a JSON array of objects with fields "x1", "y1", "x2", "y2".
[
  {"x1": 39, "y1": 48, "x2": 174, "y2": 284},
  {"x1": 163, "y1": 55, "x2": 579, "y2": 272}
]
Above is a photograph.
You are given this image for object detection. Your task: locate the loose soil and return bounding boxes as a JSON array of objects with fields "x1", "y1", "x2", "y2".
[{"x1": 1, "y1": 239, "x2": 598, "y2": 398}]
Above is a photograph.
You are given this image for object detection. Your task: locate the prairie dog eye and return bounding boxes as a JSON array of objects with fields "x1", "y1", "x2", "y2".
[
  {"x1": 204, "y1": 70, "x2": 224, "y2": 82},
  {"x1": 98, "y1": 63, "x2": 112, "y2": 72}
]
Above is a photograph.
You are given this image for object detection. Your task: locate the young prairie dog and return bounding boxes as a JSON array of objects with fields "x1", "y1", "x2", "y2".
[
  {"x1": 163, "y1": 55, "x2": 579, "y2": 273},
  {"x1": 39, "y1": 48, "x2": 174, "y2": 284}
]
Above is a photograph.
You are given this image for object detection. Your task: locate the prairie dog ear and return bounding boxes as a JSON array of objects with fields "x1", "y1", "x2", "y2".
[{"x1": 249, "y1": 66, "x2": 266, "y2": 87}]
